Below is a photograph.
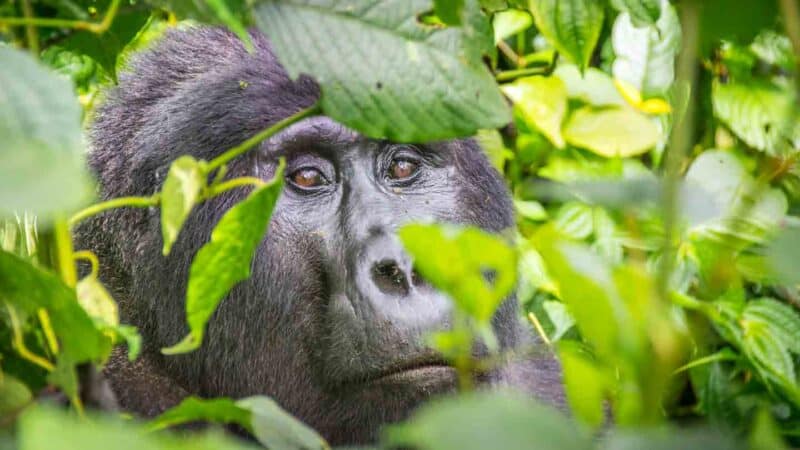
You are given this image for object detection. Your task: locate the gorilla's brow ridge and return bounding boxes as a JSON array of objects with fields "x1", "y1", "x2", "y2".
[{"x1": 264, "y1": 117, "x2": 361, "y2": 157}]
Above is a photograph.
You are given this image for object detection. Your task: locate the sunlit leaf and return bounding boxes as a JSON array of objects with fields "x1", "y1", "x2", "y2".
[
  {"x1": 612, "y1": 0, "x2": 680, "y2": 96},
  {"x1": 0, "y1": 373, "x2": 32, "y2": 417},
  {"x1": 162, "y1": 174, "x2": 283, "y2": 354},
  {"x1": 76, "y1": 276, "x2": 120, "y2": 327},
  {"x1": 766, "y1": 226, "x2": 800, "y2": 285},
  {"x1": 554, "y1": 64, "x2": 626, "y2": 107},
  {"x1": 493, "y1": 8, "x2": 532, "y2": 43},
  {"x1": 502, "y1": 76, "x2": 567, "y2": 148},
  {"x1": 563, "y1": 106, "x2": 660, "y2": 157},
  {"x1": 238, "y1": 396, "x2": 328, "y2": 450},
  {"x1": 743, "y1": 298, "x2": 800, "y2": 355},
  {"x1": 161, "y1": 156, "x2": 206, "y2": 256},
  {"x1": 399, "y1": 224, "x2": 517, "y2": 323}
]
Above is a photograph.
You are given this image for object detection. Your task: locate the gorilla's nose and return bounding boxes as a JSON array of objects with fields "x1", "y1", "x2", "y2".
[{"x1": 371, "y1": 259, "x2": 423, "y2": 296}]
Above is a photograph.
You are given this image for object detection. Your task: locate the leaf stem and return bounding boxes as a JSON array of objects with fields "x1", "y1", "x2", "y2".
[
  {"x1": 495, "y1": 65, "x2": 551, "y2": 82},
  {"x1": 68, "y1": 195, "x2": 159, "y2": 228},
  {"x1": 204, "y1": 176, "x2": 266, "y2": 198},
  {"x1": 656, "y1": 2, "x2": 700, "y2": 301},
  {"x1": 54, "y1": 217, "x2": 77, "y2": 288},
  {"x1": 206, "y1": 102, "x2": 321, "y2": 172},
  {"x1": 20, "y1": 0, "x2": 39, "y2": 55},
  {"x1": 0, "y1": 0, "x2": 121, "y2": 34},
  {"x1": 73, "y1": 250, "x2": 100, "y2": 279},
  {"x1": 5, "y1": 303, "x2": 55, "y2": 372}
]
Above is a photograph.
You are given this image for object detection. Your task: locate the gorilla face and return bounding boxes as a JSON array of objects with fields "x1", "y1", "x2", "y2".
[{"x1": 79, "y1": 27, "x2": 557, "y2": 445}]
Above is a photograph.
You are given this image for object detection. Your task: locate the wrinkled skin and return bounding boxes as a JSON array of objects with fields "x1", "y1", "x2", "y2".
[{"x1": 76, "y1": 27, "x2": 563, "y2": 444}]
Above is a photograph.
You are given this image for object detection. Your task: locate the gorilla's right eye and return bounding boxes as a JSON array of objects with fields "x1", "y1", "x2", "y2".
[{"x1": 288, "y1": 167, "x2": 327, "y2": 190}]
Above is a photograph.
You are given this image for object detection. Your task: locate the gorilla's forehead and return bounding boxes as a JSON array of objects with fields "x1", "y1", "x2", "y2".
[{"x1": 260, "y1": 115, "x2": 454, "y2": 159}]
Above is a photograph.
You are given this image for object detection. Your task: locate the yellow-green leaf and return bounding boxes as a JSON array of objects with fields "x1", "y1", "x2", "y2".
[
  {"x1": 563, "y1": 106, "x2": 660, "y2": 157},
  {"x1": 502, "y1": 76, "x2": 567, "y2": 148},
  {"x1": 161, "y1": 155, "x2": 206, "y2": 256}
]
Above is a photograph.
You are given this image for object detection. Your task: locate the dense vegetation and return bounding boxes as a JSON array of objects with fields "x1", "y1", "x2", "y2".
[{"x1": 1, "y1": 0, "x2": 800, "y2": 449}]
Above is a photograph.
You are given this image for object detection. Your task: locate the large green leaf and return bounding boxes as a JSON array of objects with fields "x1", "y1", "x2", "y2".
[
  {"x1": 399, "y1": 224, "x2": 517, "y2": 324},
  {"x1": 528, "y1": 0, "x2": 605, "y2": 71},
  {"x1": 502, "y1": 76, "x2": 567, "y2": 148},
  {"x1": 611, "y1": 0, "x2": 680, "y2": 96},
  {"x1": 160, "y1": 156, "x2": 206, "y2": 256},
  {"x1": 712, "y1": 79, "x2": 800, "y2": 155},
  {"x1": 18, "y1": 406, "x2": 257, "y2": 450},
  {"x1": 558, "y1": 341, "x2": 607, "y2": 428},
  {"x1": 255, "y1": 0, "x2": 509, "y2": 142},
  {"x1": 563, "y1": 106, "x2": 660, "y2": 157},
  {"x1": 0, "y1": 47, "x2": 92, "y2": 222},
  {"x1": 162, "y1": 176, "x2": 283, "y2": 354},
  {"x1": 385, "y1": 390, "x2": 592, "y2": 450}
]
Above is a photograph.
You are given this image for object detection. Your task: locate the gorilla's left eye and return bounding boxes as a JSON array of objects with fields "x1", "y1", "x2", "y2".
[
  {"x1": 289, "y1": 167, "x2": 327, "y2": 189},
  {"x1": 388, "y1": 157, "x2": 420, "y2": 180}
]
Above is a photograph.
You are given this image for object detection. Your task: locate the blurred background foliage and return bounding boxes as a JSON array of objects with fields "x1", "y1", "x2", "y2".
[{"x1": 2, "y1": 0, "x2": 800, "y2": 449}]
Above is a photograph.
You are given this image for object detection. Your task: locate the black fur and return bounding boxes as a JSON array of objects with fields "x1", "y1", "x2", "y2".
[{"x1": 77, "y1": 27, "x2": 562, "y2": 445}]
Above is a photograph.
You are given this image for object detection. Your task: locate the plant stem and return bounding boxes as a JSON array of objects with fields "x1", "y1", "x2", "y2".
[
  {"x1": 54, "y1": 217, "x2": 77, "y2": 288},
  {"x1": 206, "y1": 102, "x2": 321, "y2": 172},
  {"x1": 73, "y1": 250, "x2": 100, "y2": 279},
  {"x1": 495, "y1": 65, "x2": 551, "y2": 82},
  {"x1": 21, "y1": 0, "x2": 39, "y2": 55},
  {"x1": 0, "y1": 0, "x2": 121, "y2": 34},
  {"x1": 656, "y1": 2, "x2": 700, "y2": 301},
  {"x1": 68, "y1": 195, "x2": 159, "y2": 228},
  {"x1": 204, "y1": 176, "x2": 265, "y2": 198}
]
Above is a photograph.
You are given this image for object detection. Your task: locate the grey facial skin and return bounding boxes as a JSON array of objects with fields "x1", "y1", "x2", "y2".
[{"x1": 76, "y1": 26, "x2": 563, "y2": 445}]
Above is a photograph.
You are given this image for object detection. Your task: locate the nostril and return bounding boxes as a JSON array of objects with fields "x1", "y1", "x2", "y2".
[{"x1": 372, "y1": 260, "x2": 410, "y2": 296}]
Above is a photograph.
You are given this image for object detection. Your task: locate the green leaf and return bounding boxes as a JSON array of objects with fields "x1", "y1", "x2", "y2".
[
  {"x1": 558, "y1": 341, "x2": 607, "y2": 428},
  {"x1": 611, "y1": 0, "x2": 681, "y2": 96},
  {"x1": 542, "y1": 300, "x2": 575, "y2": 341},
  {"x1": 493, "y1": 8, "x2": 533, "y2": 43},
  {"x1": 385, "y1": 390, "x2": 593, "y2": 450},
  {"x1": 743, "y1": 320, "x2": 796, "y2": 386},
  {"x1": 686, "y1": 150, "x2": 787, "y2": 245},
  {"x1": 399, "y1": 224, "x2": 517, "y2": 323},
  {"x1": 149, "y1": 397, "x2": 253, "y2": 432},
  {"x1": 0, "y1": 250, "x2": 111, "y2": 364},
  {"x1": 553, "y1": 64, "x2": 626, "y2": 107},
  {"x1": 743, "y1": 298, "x2": 800, "y2": 355},
  {"x1": 553, "y1": 202, "x2": 593, "y2": 240},
  {"x1": 608, "y1": 0, "x2": 661, "y2": 25},
  {"x1": 475, "y1": 129, "x2": 513, "y2": 171},
  {"x1": 0, "y1": 373, "x2": 32, "y2": 417},
  {"x1": 255, "y1": 0, "x2": 509, "y2": 142},
  {"x1": 712, "y1": 79, "x2": 800, "y2": 155},
  {"x1": 434, "y1": 0, "x2": 465, "y2": 24},
  {"x1": 162, "y1": 174, "x2": 283, "y2": 354},
  {"x1": 237, "y1": 396, "x2": 329, "y2": 450},
  {"x1": 62, "y1": 3, "x2": 150, "y2": 78},
  {"x1": 528, "y1": 0, "x2": 605, "y2": 71},
  {"x1": 563, "y1": 106, "x2": 661, "y2": 157},
  {"x1": 76, "y1": 276, "x2": 120, "y2": 327},
  {"x1": 502, "y1": 76, "x2": 567, "y2": 148},
  {"x1": 514, "y1": 199, "x2": 548, "y2": 221},
  {"x1": 0, "y1": 47, "x2": 92, "y2": 222},
  {"x1": 19, "y1": 406, "x2": 258, "y2": 450},
  {"x1": 766, "y1": 225, "x2": 800, "y2": 285},
  {"x1": 697, "y1": 0, "x2": 778, "y2": 53},
  {"x1": 161, "y1": 156, "x2": 206, "y2": 255}
]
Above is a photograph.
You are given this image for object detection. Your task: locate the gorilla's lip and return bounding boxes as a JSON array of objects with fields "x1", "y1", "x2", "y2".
[{"x1": 358, "y1": 357, "x2": 456, "y2": 386}]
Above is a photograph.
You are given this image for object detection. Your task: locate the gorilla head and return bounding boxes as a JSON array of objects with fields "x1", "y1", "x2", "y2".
[{"x1": 77, "y1": 27, "x2": 561, "y2": 444}]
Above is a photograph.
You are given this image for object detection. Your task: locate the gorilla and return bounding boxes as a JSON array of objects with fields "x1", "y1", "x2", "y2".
[{"x1": 76, "y1": 26, "x2": 562, "y2": 444}]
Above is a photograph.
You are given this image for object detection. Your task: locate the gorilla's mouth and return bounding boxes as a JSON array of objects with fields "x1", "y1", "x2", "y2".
[{"x1": 358, "y1": 356, "x2": 456, "y2": 387}]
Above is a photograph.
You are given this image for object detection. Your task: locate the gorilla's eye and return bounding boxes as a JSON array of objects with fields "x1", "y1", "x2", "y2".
[
  {"x1": 289, "y1": 167, "x2": 327, "y2": 189},
  {"x1": 388, "y1": 158, "x2": 419, "y2": 180}
]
